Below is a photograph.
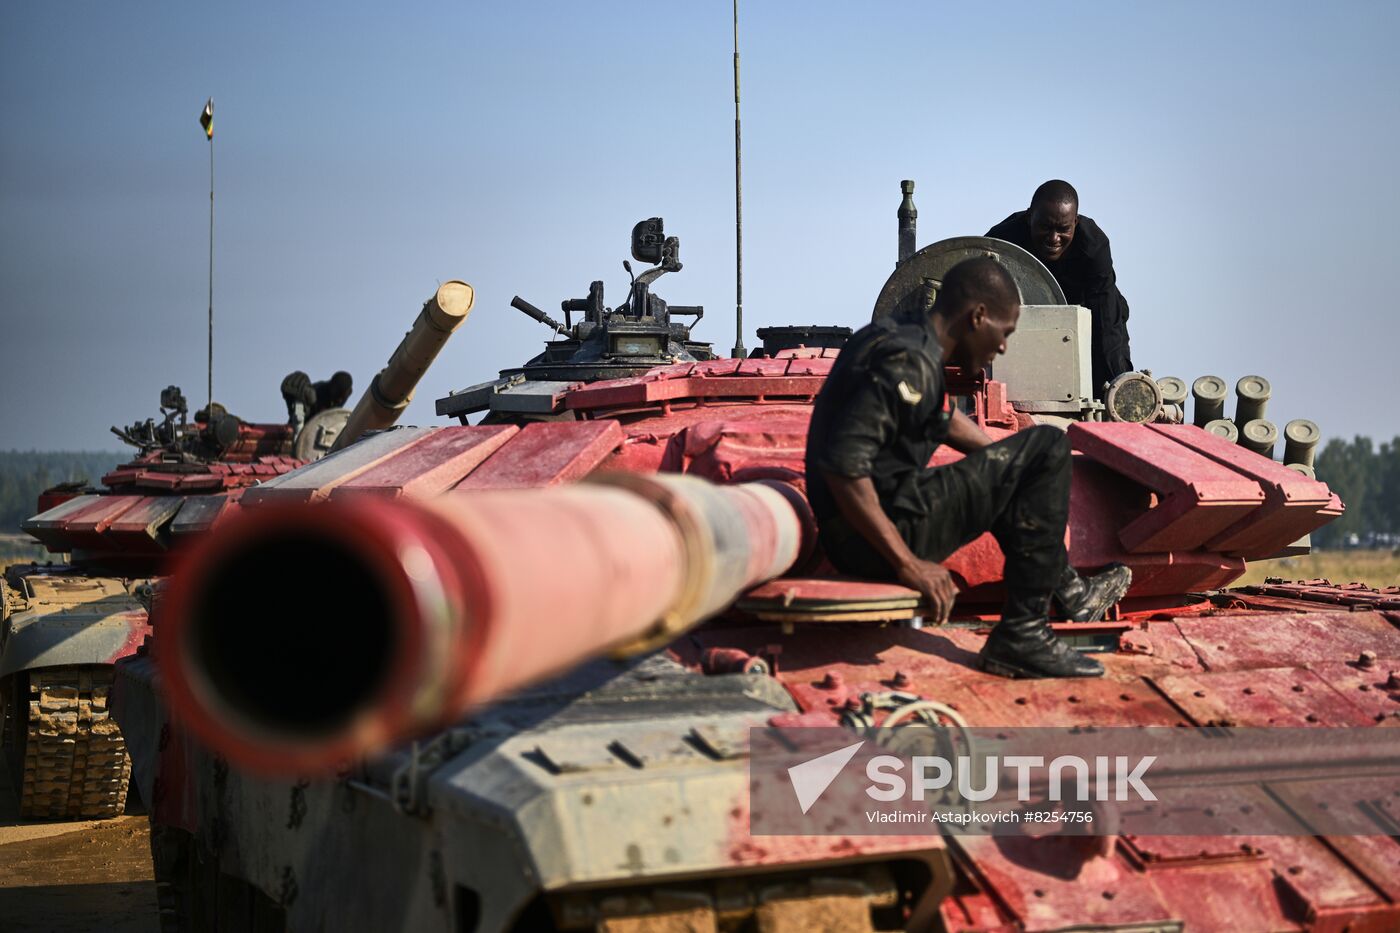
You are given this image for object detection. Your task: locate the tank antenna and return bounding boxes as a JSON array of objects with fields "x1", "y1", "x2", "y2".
[
  {"x1": 200, "y1": 97, "x2": 215, "y2": 411},
  {"x1": 730, "y1": 0, "x2": 746, "y2": 359}
]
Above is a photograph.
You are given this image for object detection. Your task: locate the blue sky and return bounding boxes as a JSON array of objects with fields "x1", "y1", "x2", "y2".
[{"x1": 2, "y1": 1, "x2": 1397, "y2": 450}]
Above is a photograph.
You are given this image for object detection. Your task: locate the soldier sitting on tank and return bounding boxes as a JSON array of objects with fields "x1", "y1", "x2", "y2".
[
  {"x1": 281, "y1": 370, "x2": 352, "y2": 433},
  {"x1": 805, "y1": 257, "x2": 1131, "y2": 679},
  {"x1": 986, "y1": 180, "x2": 1132, "y2": 395}
]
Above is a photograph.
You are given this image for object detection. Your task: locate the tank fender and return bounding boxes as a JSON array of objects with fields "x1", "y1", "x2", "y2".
[{"x1": 1, "y1": 603, "x2": 150, "y2": 680}]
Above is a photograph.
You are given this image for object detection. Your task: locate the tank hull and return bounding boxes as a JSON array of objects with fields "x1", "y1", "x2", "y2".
[{"x1": 114, "y1": 585, "x2": 1400, "y2": 931}]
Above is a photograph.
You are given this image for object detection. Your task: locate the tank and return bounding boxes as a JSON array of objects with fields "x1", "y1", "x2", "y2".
[
  {"x1": 0, "y1": 391, "x2": 300, "y2": 819},
  {"x1": 0, "y1": 287, "x2": 468, "y2": 820},
  {"x1": 107, "y1": 202, "x2": 1400, "y2": 933}
]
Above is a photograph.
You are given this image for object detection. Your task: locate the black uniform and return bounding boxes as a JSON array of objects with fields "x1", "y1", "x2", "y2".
[
  {"x1": 281, "y1": 371, "x2": 351, "y2": 422},
  {"x1": 986, "y1": 211, "x2": 1132, "y2": 392},
  {"x1": 805, "y1": 311, "x2": 1071, "y2": 593}
]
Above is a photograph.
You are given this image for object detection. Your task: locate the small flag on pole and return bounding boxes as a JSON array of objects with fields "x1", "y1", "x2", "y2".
[{"x1": 200, "y1": 98, "x2": 214, "y2": 139}]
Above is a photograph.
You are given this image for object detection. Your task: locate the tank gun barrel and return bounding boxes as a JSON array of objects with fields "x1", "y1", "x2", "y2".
[
  {"x1": 158, "y1": 474, "x2": 805, "y2": 774},
  {"x1": 330, "y1": 281, "x2": 475, "y2": 453}
]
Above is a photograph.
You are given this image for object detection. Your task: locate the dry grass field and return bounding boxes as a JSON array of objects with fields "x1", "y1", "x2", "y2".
[
  {"x1": 1234, "y1": 548, "x2": 1400, "y2": 588},
  {"x1": 0, "y1": 534, "x2": 47, "y2": 570}
]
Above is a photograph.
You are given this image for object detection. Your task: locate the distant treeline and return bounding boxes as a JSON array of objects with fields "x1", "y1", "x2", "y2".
[
  {"x1": 0, "y1": 451, "x2": 125, "y2": 533},
  {"x1": 0, "y1": 438, "x2": 1394, "y2": 548},
  {"x1": 1313, "y1": 436, "x2": 1400, "y2": 549}
]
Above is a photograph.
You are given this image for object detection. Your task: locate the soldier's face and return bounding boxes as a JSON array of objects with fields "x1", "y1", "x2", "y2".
[
  {"x1": 1028, "y1": 201, "x2": 1077, "y2": 263},
  {"x1": 960, "y1": 303, "x2": 1020, "y2": 372}
]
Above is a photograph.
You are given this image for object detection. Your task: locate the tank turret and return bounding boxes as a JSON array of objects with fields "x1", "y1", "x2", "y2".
[
  {"x1": 436, "y1": 218, "x2": 713, "y2": 422},
  {"x1": 110, "y1": 383, "x2": 292, "y2": 463}
]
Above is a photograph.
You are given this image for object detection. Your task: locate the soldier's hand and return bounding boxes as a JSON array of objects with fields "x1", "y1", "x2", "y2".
[{"x1": 897, "y1": 558, "x2": 959, "y2": 625}]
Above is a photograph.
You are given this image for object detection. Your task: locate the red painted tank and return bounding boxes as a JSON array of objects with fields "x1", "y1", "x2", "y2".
[{"x1": 110, "y1": 223, "x2": 1399, "y2": 933}]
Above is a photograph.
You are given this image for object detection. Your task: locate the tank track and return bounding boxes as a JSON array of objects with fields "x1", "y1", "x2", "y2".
[{"x1": 16, "y1": 668, "x2": 131, "y2": 819}]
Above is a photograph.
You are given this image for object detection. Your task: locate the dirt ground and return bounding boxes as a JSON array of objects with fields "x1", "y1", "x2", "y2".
[{"x1": 0, "y1": 749, "x2": 158, "y2": 933}]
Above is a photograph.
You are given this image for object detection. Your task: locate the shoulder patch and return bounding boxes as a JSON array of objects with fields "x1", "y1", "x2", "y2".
[{"x1": 897, "y1": 380, "x2": 923, "y2": 405}]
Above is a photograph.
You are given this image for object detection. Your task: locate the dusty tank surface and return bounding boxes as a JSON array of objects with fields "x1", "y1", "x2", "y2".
[
  {"x1": 0, "y1": 284, "x2": 471, "y2": 821},
  {"x1": 107, "y1": 199, "x2": 1400, "y2": 932}
]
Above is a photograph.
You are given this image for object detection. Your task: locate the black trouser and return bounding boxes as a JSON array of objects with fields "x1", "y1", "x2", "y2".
[{"x1": 820, "y1": 425, "x2": 1071, "y2": 592}]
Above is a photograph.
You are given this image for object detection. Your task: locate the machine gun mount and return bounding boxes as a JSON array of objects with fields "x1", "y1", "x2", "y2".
[
  {"x1": 109, "y1": 385, "x2": 243, "y2": 462},
  {"x1": 437, "y1": 218, "x2": 714, "y2": 421}
]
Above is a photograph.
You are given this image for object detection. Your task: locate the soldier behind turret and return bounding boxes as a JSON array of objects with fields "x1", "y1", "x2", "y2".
[
  {"x1": 986, "y1": 180, "x2": 1132, "y2": 394},
  {"x1": 281, "y1": 370, "x2": 352, "y2": 432}
]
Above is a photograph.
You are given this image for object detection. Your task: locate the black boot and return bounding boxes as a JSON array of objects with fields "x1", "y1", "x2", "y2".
[
  {"x1": 1053, "y1": 563, "x2": 1132, "y2": 622},
  {"x1": 979, "y1": 589, "x2": 1105, "y2": 679}
]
